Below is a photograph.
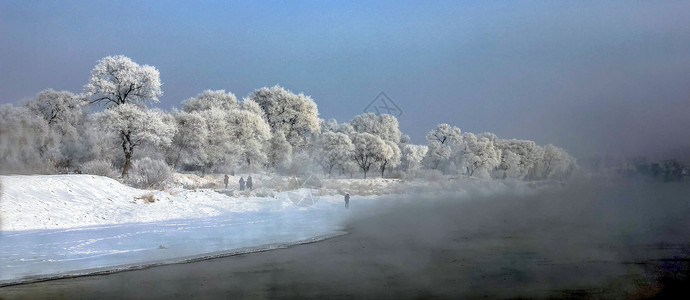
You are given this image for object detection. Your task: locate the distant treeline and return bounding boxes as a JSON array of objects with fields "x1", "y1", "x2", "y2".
[{"x1": 0, "y1": 55, "x2": 577, "y2": 186}]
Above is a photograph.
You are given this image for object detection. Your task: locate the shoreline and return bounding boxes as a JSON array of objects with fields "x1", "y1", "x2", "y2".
[{"x1": 0, "y1": 231, "x2": 348, "y2": 288}]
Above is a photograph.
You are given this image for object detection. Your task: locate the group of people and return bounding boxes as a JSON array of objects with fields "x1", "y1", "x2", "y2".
[
  {"x1": 224, "y1": 174, "x2": 253, "y2": 191},
  {"x1": 223, "y1": 174, "x2": 351, "y2": 209}
]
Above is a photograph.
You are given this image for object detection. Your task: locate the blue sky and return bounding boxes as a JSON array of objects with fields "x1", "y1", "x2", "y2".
[{"x1": 2, "y1": 1, "x2": 689, "y2": 159}]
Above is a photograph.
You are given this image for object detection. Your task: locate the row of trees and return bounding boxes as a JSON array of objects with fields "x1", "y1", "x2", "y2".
[{"x1": 0, "y1": 55, "x2": 577, "y2": 182}]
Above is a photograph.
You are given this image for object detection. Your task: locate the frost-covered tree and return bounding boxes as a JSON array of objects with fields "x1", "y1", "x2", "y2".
[
  {"x1": 240, "y1": 98, "x2": 263, "y2": 116},
  {"x1": 495, "y1": 139, "x2": 543, "y2": 180},
  {"x1": 401, "y1": 144, "x2": 428, "y2": 175},
  {"x1": 322, "y1": 118, "x2": 340, "y2": 133},
  {"x1": 536, "y1": 144, "x2": 577, "y2": 180},
  {"x1": 227, "y1": 107, "x2": 271, "y2": 169},
  {"x1": 424, "y1": 123, "x2": 462, "y2": 170},
  {"x1": 351, "y1": 132, "x2": 388, "y2": 179},
  {"x1": 81, "y1": 116, "x2": 119, "y2": 163},
  {"x1": 460, "y1": 133, "x2": 500, "y2": 178},
  {"x1": 95, "y1": 104, "x2": 175, "y2": 177},
  {"x1": 478, "y1": 132, "x2": 500, "y2": 143},
  {"x1": 194, "y1": 108, "x2": 238, "y2": 175},
  {"x1": 496, "y1": 149, "x2": 521, "y2": 179},
  {"x1": 248, "y1": 85, "x2": 320, "y2": 149},
  {"x1": 25, "y1": 89, "x2": 85, "y2": 129},
  {"x1": 166, "y1": 110, "x2": 207, "y2": 169},
  {"x1": 179, "y1": 91, "x2": 268, "y2": 173},
  {"x1": 24, "y1": 89, "x2": 88, "y2": 169},
  {"x1": 425, "y1": 141, "x2": 452, "y2": 169},
  {"x1": 265, "y1": 130, "x2": 292, "y2": 171},
  {"x1": 0, "y1": 105, "x2": 59, "y2": 174},
  {"x1": 85, "y1": 55, "x2": 162, "y2": 107},
  {"x1": 350, "y1": 113, "x2": 402, "y2": 144},
  {"x1": 318, "y1": 132, "x2": 354, "y2": 177},
  {"x1": 426, "y1": 123, "x2": 462, "y2": 146},
  {"x1": 379, "y1": 140, "x2": 402, "y2": 178},
  {"x1": 337, "y1": 123, "x2": 355, "y2": 135},
  {"x1": 181, "y1": 90, "x2": 238, "y2": 113}
]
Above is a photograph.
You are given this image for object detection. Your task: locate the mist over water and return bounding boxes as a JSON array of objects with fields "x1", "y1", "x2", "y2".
[{"x1": 340, "y1": 179, "x2": 690, "y2": 297}]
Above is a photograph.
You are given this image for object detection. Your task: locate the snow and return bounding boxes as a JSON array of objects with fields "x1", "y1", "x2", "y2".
[
  {"x1": 0, "y1": 174, "x2": 353, "y2": 282},
  {"x1": 1, "y1": 175, "x2": 282, "y2": 231}
]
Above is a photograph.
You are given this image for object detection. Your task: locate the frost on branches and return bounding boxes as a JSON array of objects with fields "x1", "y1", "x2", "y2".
[
  {"x1": 95, "y1": 104, "x2": 175, "y2": 177},
  {"x1": 401, "y1": 144, "x2": 428, "y2": 176},
  {"x1": 351, "y1": 132, "x2": 389, "y2": 179},
  {"x1": 249, "y1": 85, "x2": 320, "y2": 150},
  {"x1": 0, "y1": 105, "x2": 59, "y2": 173},
  {"x1": 459, "y1": 132, "x2": 500, "y2": 178},
  {"x1": 179, "y1": 90, "x2": 271, "y2": 174},
  {"x1": 424, "y1": 123, "x2": 461, "y2": 170},
  {"x1": 181, "y1": 90, "x2": 238, "y2": 113},
  {"x1": 24, "y1": 89, "x2": 89, "y2": 169},
  {"x1": 85, "y1": 55, "x2": 162, "y2": 108},
  {"x1": 318, "y1": 132, "x2": 354, "y2": 178},
  {"x1": 1, "y1": 54, "x2": 581, "y2": 184}
]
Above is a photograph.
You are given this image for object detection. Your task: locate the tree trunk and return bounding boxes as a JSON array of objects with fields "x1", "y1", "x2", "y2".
[
  {"x1": 122, "y1": 151, "x2": 132, "y2": 177},
  {"x1": 121, "y1": 132, "x2": 134, "y2": 178},
  {"x1": 381, "y1": 162, "x2": 387, "y2": 178}
]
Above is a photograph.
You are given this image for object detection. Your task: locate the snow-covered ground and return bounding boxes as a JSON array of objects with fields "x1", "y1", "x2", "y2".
[
  {"x1": 0, "y1": 174, "x2": 360, "y2": 283},
  {"x1": 0, "y1": 174, "x2": 304, "y2": 231}
]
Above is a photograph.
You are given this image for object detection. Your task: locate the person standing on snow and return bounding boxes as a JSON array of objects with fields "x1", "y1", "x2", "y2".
[
  {"x1": 239, "y1": 176, "x2": 245, "y2": 191},
  {"x1": 344, "y1": 192, "x2": 350, "y2": 209},
  {"x1": 224, "y1": 174, "x2": 229, "y2": 189},
  {"x1": 247, "y1": 175, "x2": 253, "y2": 191}
]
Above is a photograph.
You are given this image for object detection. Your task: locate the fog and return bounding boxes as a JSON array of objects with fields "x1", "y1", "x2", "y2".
[
  {"x1": 5, "y1": 178, "x2": 689, "y2": 298},
  {"x1": 335, "y1": 178, "x2": 690, "y2": 297}
]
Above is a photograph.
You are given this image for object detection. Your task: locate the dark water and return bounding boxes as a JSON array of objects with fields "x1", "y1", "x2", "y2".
[{"x1": 1, "y1": 179, "x2": 690, "y2": 299}]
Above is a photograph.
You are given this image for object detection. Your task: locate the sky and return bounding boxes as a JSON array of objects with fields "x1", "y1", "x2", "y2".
[{"x1": 1, "y1": 1, "x2": 689, "y2": 160}]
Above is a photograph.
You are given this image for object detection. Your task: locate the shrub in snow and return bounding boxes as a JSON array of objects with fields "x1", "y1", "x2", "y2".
[
  {"x1": 200, "y1": 181, "x2": 219, "y2": 189},
  {"x1": 127, "y1": 158, "x2": 172, "y2": 189},
  {"x1": 81, "y1": 159, "x2": 119, "y2": 178},
  {"x1": 134, "y1": 192, "x2": 156, "y2": 204}
]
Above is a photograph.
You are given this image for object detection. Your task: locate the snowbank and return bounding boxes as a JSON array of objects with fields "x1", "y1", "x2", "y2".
[{"x1": 0, "y1": 174, "x2": 295, "y2": 231}]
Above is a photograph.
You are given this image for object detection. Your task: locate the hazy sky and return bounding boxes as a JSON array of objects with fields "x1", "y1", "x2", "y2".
[{"x1": 1, "y1": 1, "x2": 689, "y2": 160}]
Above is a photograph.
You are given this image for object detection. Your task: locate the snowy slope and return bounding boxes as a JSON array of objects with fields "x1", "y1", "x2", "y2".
[
  {"x1": 0, "y1": 174, "x2": 354, "y2": 282},
  {"x1": 0, "y1": 175, "x2": 295, "y2": 231}
]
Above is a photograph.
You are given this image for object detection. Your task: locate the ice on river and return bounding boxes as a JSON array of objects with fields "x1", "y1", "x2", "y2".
[{"x1": 0, "y1": 200, "x2": 348, "y2": 282}]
